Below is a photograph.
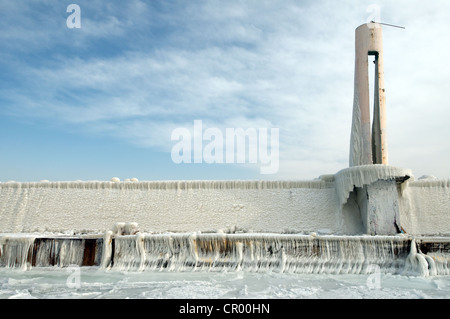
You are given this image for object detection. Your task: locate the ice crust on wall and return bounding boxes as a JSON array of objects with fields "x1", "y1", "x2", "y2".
[
  {"x1": 0, "y1": 167, "x2": 449, "y2": 236},
  {"x1": 399, "y1": 179, "x2": 450, "y2": 236},
  {"x1": 349, "y1": 80, "x2": 363, "y2": 167},
  {"x1": 0, "y1": 235, "x2": 35, "y2": 270},
  {"x1": 0, "y1": 234, "x2": 103, "y2": 269},
  {"x1": 0, "y1": 180, "x2": 333, "y2": 191},
  {"x1": 0, "y1": 179, "x2": 338, "y2": 234},
  {"x1": 2, "y1": 232, "x2": 448, "y2": 276},
  {"x1": 0, "y1": 232, "x2": 413, "y2": 274},
  {"x1": 334, "y1": 164, "x2": 412, "y2": 207},
  {"x1": 107, "y1": 233, "x2": 413, "y2": 274}
]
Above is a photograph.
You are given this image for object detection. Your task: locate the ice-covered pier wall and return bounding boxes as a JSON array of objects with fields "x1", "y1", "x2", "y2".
[
  {"x1": 0, "y1": 179, "x2": 340, "y2": 234},
  {"x1": 0, "y1": 165, "x2": 449, "y2": 236},
  {"x1": 399, "y1": 179, "x2": 450, "y2": 235}
]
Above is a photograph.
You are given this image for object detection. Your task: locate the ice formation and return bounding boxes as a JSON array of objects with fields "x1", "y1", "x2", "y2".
[
  {"x1": 0, "y1": 235, "x2": 35, "y2": 270},
  {"x1": 107, "y1": 233, "x2": 412, "y2": 274},
  {"x1": 0, "y1": 179, "x2": 339, "y2": 234},
  {"x1": 403, "y1": 239, "x2": 437, "y2": 277},
  {"x1": 0, "y1": 170, "x2": 448, "y2": 236},
  {"x1": 334, "y1": 164, "x2": 411, "y2": 208},
  {"x1": 1, "y1": 232, "x2": 449, "y2": 276},
  {"x1": 0, "y1": 173, "x2": 449, "y2": 276}
]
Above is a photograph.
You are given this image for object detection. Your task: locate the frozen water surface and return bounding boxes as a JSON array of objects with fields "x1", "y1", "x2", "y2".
[{"x1": 1, "y1": 267, "x2": 450, "y2": 299}]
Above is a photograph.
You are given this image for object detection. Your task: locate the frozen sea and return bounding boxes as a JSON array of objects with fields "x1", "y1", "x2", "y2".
[{"x1": 1, "y1": 267, "x2": 450, "y2": 300}]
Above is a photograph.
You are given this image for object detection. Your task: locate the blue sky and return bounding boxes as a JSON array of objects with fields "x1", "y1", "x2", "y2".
[{"x1": 1, "y1": 0, "x2": 449, "y2": 182}]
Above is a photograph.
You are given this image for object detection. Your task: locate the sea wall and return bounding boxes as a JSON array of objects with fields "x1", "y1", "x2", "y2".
[
  {"x1": 0, "y1": 179, "x2": 343, "y2": 234},
  {"x1": 0, "y1": 167, "x2": 449, "y2": 236},
  {"x1": 399, "y1": 179, "x2": 450, "y2": 236}
]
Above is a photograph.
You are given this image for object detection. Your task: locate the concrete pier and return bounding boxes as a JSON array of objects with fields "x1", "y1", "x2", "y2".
[{"x1": 356, "y1": 179, "x2": 400, "y2": 235}]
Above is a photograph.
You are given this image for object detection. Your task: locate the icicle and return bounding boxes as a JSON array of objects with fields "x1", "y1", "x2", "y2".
[
  {"x1": 100, "y1": 231, "x2": 114, "y2": 269},
  {"x1": 136, "y1": 232, "x2": 146, "y2": 271},
  {"x1": 280, "y1": 247, "x2": 287, "y2": 273},
  {"x1": 235, "y1": 242, "x2": 244, "y2": 271},
  {"x1": 0, "y1": 235, "x2": 35, "y2": 270},
  {"x1": 403, "y1": 239, "x2": 431, "y2": 276},
  {"x1": 189, "y1": 233, "x2": 199, "y2": 268},
  {"x1": 423, "y1": 254, "x2": 437, "y2": 276},
  {"x1": 0, "y1": 179, "x2": 333, "y2": 192},
  {"x1": 57, "y1": 239, "x2": 84, "y2": 267},
  {"x1": 409, "y1": 179, "x2": 450, "y2": 189}
]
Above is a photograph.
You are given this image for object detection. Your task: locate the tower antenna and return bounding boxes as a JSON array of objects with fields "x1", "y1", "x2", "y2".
[{"x1": 371, "y1": 20, "x2": 405, "y2": 29}]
